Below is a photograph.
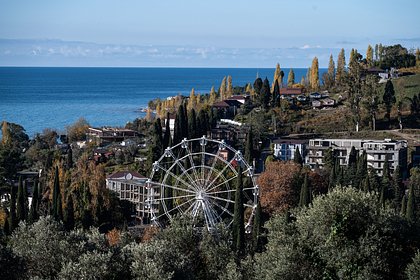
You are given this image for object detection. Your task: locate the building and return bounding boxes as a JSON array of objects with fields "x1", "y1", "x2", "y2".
[
  {"x1": 307, "y1": 138, "x2": 408, "y2": 176},
  {"x1": 273, "y1": 138, "x2": 307, "y2": 161},
  {"x1": 279, "y1": 87, "x2": 303, "y2": 98},
  {"x1": 87, "y1": 127, "x2": 138, "y2": 145},
  {"x1": 106, "y1": 171, "x2": 157, "y2": 223},
  {"x1": 212, "y1": 99, "x2": 242, "y2": 118},
  {"x1": 210, "y1": 119, "x2": 249, "y2": 144},
  {"x1": 412, "y1": 145, "x2": 420, "y2": 168}
]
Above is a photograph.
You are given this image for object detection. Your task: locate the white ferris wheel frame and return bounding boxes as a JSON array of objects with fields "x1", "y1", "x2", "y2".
[{"x1": 146, "y1": 135, "x2": 259, "y2": 232}]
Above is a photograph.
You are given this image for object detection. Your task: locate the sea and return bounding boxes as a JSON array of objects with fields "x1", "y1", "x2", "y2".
[{"x1": 0, "y1": 67, "x2": 326, "y2": 137}]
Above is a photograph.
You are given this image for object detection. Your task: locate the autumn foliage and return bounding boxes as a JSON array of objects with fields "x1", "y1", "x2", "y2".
[{"x1": 257, "y1": 161, "x2": 302, "y2": 214}]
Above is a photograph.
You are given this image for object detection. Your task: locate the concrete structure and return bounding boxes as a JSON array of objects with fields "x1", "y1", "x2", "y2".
[
  {"x1": 106, "y1": 171, "x2": 157, "y2": 223},
  {"x1": 273, "y1": 138, "x2": 307, "y2": 161},
  {"x1": 307, "y1": 138, "x2": 407, "y2": 176},
  {"x1": 87, "y1": 127, "x2": 138, "y2": 145}
]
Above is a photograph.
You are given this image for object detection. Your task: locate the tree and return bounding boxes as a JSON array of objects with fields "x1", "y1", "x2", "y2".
[
  {"x1": 209, "y1": 86, "x2": 217, "y2": 104},
  {"x1": 272, "y1": 63, "x2": 281, "y2": 92},
  {"x1": 162, "y1": 112, "x2": 172, "y2": 149},
  {"x1": 227, "y1": 75, "x2": 233, "y2": 98},
  {"x1": 52, "y1": 166, "x2": 63, "y2": 221},
  {"x1": 8, "y1": 184, "x2": 17, "y2": 232},
  {"x1": 366, "y1": 44, "x2": 374, "y2": 67},
  {"x1": 383, "y1": 80, "x2": 396, "y2": 125},
  {"x1": 255, "y1": 187, "x2": 417, "y2": 279},
  {"x1": 260, "y1": 77, "x2": 271, "y2": 109},
  {"x1": 64, "y1": 194, "x2": 75, "y2": 230},
  {"x1": 257, "y1": 161, "x2": 301, "y2": 214},
  {"x1": 272, "y1": 79, "x2": 280, "y2": 108},
  {"x1": 287, "y1": 68, "x2": 295, "y2": 87},
  {"x1": 16, "y1": 176, "x2": 27, "y2": 222},
  {"x1": 147, "y1": 118, "x2": 163, "y2": 172},
  {"x1": 244, "y1": 129, "x2": 254, "y2": 164},
  {"x1": 66, "y1": 117, "x2": 89, "y2": 142},
  {"x1": 406, "y1": 181, "x2": 416, "y2": 223},
  {"x1": 362, "y1": 75, "x2": 380, "y2": 131},
  {"x1": 219, "y1": 76, "x2": 227, "y2": 100},
  {"x1": 299, "y1": 174, "x2": 310, "y2": 207},
  {"x1": 187, "y1": 109, "x2": 197, "y2": 139},
  {"x1": 252, "y1": 201, "x2": 262, "y2": 254},
  {"x1": 28, "y1": 181, "x2": 39, "y2": 223},
  {"x1": 253, "y1": 77, "x2": 263, "y2": 97},
  {"x1": 324, "y1": 54, "x2": 335, "y2": 89},
  {"x1": 233, "y1": 166, "x2": 245, "y2": 257},
  {"x1": 293, "y1": 147, "x2": 303, "y2": 166},
  {"x1": 310, "y1": 57, "x2": 320, "y2": 91},
  {"x1": 187, "y1": 88, "x2": 197, "y2": 111},
  {"x1": 406, "y1": 251, "x2": 420, "y2": 280},
  {"x1": 336, "y1": 48, "x2": 346, "y2": 86}
]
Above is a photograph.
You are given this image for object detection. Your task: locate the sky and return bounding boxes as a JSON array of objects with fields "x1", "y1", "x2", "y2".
[{"x1": 0, "y1": 0, "x2": 419, "y2": 67}]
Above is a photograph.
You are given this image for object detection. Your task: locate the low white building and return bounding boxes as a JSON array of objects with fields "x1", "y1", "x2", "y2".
[{"x1": 273, "y1": 138, "x2": 307, "y2": 161}]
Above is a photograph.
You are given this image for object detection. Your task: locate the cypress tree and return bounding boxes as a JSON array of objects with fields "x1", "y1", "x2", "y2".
[
  {"x1": 381, "y1": 156, "x2": 390, "y2": 201},
  {"x1": 8, "y1": 184, "x2": 17, "y2": 232},
  {"x1": 28, "y1": 181, "x2": 39, "y2": 223},
  {"x1": 406, "y1": 183, "x2": 415, "y2": 222},
  {"x1": 67, "y1": 147, "x2": 73, "y2": 169},
  {"x1": 252, "y1": 201, "x2": 262, "y2": 254},
  {"x1": 244, "y1": 129, "x2": 253, "y2": 164},
  {"x1": 162, "y1": 112, "x2": 172, "y2": 149},
  {"x1": 272, "y1": 63, "x2": 281, "y2": 92},
  {"x1": 383, "y1": 80, "x2": 396, "y2": 125},
  {"x1": 379, "y1": 184, "x2": 386, "y2": 208},
  {"x1": 400, "y1": 195, "x2": 407, "y2": 216},
  {"x1": 362, "y1": 176, "x2": 371, "y2": 192},
  {"x1": 253, "y1": 77, "x2": 263, "y2": 96},
  {"x1": 233, "y1": 166, "x2": 245, "y2": 256},
  {"x1": 328, "y1": 163, "x2": 336, "y2": 190},
  {"x1": 287, "y1": 68, "x2": 295, "y2": 87},
  {"x1": 16, "y1": 176, "x2": 26, "y2": 222},
  {"x1": 52, "y1": 166, "x2": 63, "y2": 221},
  {"x1": 197, "y1": 109, "x2": 209, "y2": 137},
  {"x1": 173, "y1": 107, "x2": 182, "y2": 145},
  {"x1": 187, "y1": 109, "x2": 197, "y2": 139},
  {"x1": 227, "y1": 75, "x2": 233, "y2": 98},
  {"x1": 293, "y1": 146, "x2": 303, "y2": 166},
  {"x1": 392, "y1": 166, "x2": 403, "y2": 211},
  {"x1": 272, "y1": 79, "x2": 280, "y2": 108},
  {"x1": 327, "y1": 54, "x2": 335, "y2": 87},
  {"x1": 355, "y1": 151, "x2": 367, "y2": 188},
  {"x1": 299, "y1": 174, "x2": 310, "y2": 207},
  {"x1": 3, "y1": 207, "x2": 10, "y2": 235},
  {"x1": 64, "y1": 194, "x2": 75, "y2": 230},
  {"x1": 260, "y1": 77, "x2": 271, "y2": 109}
]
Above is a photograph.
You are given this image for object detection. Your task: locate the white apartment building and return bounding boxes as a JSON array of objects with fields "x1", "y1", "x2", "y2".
[
  {"x1": 106, "y1": 171, "x2": 159, "y2": 223},
  {"x1": 307, "y1": 138, "x2": 407, "y2": 176}
]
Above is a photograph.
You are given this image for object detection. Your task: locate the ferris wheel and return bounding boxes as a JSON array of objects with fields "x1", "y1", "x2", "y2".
[{"x1": 146, "y1": 136, "x2": 259, "y2": 231}]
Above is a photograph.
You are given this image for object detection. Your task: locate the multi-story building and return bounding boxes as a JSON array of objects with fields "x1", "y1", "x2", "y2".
[
  {"x1": 87, "y1": 127, "x2": 138, "y2": 145},
  {"x1": 273, "y1": 138, "x2": 307, "y2": 161},
  {"x1": 307, "y1": 138, "x2": 407, "y2": 176},
  {"x1": 106, "y1": 171, "x2": 159, "y2": 223}
]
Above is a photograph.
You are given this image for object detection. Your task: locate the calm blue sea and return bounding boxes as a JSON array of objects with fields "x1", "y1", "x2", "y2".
[{"x1": 0, "y1": 67, "x2": 326, "y2": 137}]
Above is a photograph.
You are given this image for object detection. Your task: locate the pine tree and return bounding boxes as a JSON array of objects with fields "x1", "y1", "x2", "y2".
[
  {"x1": 163, "y1": 112, "x2": 172, "y2": 149},
  {"x1": 64, "y1": 194, "x2": 75, "y2": 230},
  {"x1": 299, "y1": 174, "x2": 311, "y2": 207},
  {"x1": 52, "y1": 166, "x2": 63, "y2": 221},
  {"x1": 310, "y1": 57, "x2": 320, "y2": 91},
  {"x1": 287, "y1": 68, "x2": 295, "y2": 87},
  {"x1": 219, "y1": 76, "x2": 227, "y2": 100},
  {"x1": 233, "y1": 166, "x2": 245, "y2": 256},
  {"x1": 67, "y1": 147, "x2": 73, "y2": 169},
  {"x1": 383, "y1": 80, "x2": 396, "y2": 125},
  {"x1": 293, "y1": 146, "x2": 303, "y2": 166},
  {"x1": 406, "y1": 182, "x2": 415, "y2": 222},
  {"x1": 28, "y1": 181, "x2": 39, "y2": 223},
  {"x1": 16, "y1": 176, "x2": 26, "y2": 222},
  {"x1": 272, "y1": 63, "x2": 281, "y2": 92},
  {"x1": 336, "y1": 48, "x2": 346, "y2": 86},
  {"x1": 8, "y1": 184, "x2": 17, "y2": 232},
  {"x1": 244, "y1": 129, "x2": 253, "y2": 164},
  {"x1": 252, "y1": 201, "x2": 262, "y2": 254},
  {"x1": 227, "y1": 75, "x2": 233, "y2": 98},
  {"x1": 366, "y1": 45, "x2": 374, "y2": 67}
]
